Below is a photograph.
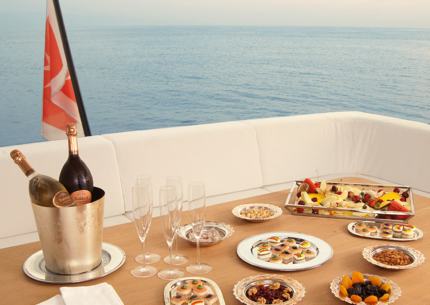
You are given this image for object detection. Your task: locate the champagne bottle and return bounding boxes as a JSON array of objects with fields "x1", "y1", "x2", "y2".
[
  {"x1": 59, "y1": 124, "x2": 94, "y2": 205},
  {"x1": 10, "y1": 149, "x2": 69, "y2": 207}
]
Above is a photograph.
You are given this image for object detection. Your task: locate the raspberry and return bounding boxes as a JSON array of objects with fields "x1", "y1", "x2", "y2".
[
  {"x1": 400, "y1": 197, "x2": 406, "y2": 202},
  {"x1": 393, "y1": 187, "x2": 400, "y2": 193},
  {"x1": 402, "y1": 191, "x2": 409, "y2": 198},
  {"x1": 336, "y1": 191, "x2": 342, "y2": 195}
]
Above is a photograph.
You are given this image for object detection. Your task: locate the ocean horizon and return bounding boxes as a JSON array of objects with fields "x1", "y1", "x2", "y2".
[{"x1": 1, "y1": 26, "x2": 429, "y2": 146}]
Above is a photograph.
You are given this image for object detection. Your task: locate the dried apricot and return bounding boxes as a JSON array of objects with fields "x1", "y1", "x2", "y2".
[
  {"x1": 364, "y1": 295, "x2": 378, "y2": 305},
  {"x1": 339, "y1": 285, "x2": 348, "y2": 297},
  {"x1": 368, "y1": 275, "x2": 381, "y2": 287},
  {"x1": 380, "y1": 283, "x2": 391, "y2": 293},
  {"x1": 350, "y1": 295, "x2": 362, "y2": 303},
  {"x1": 379, "y1": 293, "x2": 390, "y2": 302},
  {"x1": 341, "y1": 275, "x2": 353, "y2": 289},
  {"x1": 351, "y1": 271, "x2": 365, "y2": 284}
]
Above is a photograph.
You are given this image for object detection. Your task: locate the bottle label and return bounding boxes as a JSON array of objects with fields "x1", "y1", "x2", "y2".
[
  {"x1": 71, "y1": 190, "x2": 92, "y2": 205},
  {"x1": 53, "y1": 191, "x2": 75, "y2": 208}
]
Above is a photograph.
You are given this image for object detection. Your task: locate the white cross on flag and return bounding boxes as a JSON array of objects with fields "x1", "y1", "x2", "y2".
[{"x1": 42, "y1": 0, "x2": 87, "y2": 140}]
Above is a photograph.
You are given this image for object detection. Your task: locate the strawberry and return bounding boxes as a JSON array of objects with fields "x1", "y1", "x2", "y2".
[
  {"x1": 368, "y1": 200, "x2": 376, "y2": 208},
  {"x1": 315, "y1": 182, "x2": 321, "y2": 188},
  {"x1": 304, "y1": 178, "x2": 317, "y2": 193},
  {"x1": 363, "y1": 193, "x2": 371, "y2": 203},
  {"x1": 352, "y1": 195, "x2": 361, "y2": 203}
]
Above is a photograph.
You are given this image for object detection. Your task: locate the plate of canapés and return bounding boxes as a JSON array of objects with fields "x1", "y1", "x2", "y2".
[
  {"x1": 233, "y1": 274, "x2": 305, "y2": 305},
  {"x1": 348, "y1": 221, "x2": 423, "y2": 241},
  {"x1": 232, "y1": 203, "x2": 283, "y2": 222},
  {"x1": 177, "y1": 221, "x2": 234, "y2": 247},
  {"x1": 362, "y1": 244, "x2": 425, "y2": 270},
  {"x1": 330, "y1": 271, "x2": 401, "y2": 305},
  {"x1": 164, "y1": 277, "x2": 225, "y2": 305},
  {"x1": 236, "y1": 232, "x2": 333, "y2": 271}
]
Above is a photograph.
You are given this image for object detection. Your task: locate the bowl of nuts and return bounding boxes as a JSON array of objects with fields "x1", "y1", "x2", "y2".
[
  {"x1": 232, "y1": 203, "x2": 283, "y2": 222},
  {"x1": 362, "y1": 244, "x2": 425, "y2": 270}
]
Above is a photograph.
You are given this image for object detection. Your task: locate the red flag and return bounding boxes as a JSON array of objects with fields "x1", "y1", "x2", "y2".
[{"x1": 42, "y1": 0, "x2": 88, "y2": 140}]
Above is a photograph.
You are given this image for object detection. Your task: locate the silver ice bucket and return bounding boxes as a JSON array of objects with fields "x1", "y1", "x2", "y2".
[{"x1": 31, "y1": 187, "x2": 105, "y2": 275}]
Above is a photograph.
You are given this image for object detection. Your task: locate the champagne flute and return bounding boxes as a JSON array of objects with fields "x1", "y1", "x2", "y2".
[
  {"x1": 134, "y1": 177, "x2": 160, "y2": 265},
  {"x1": 163, "y1": 176, "x2": 188, "y2": 265},
  {"x1": 157, "y1": 185, "x2": 184, "y2": 280},
  {"x1": 130, "y1": 179, "x2": 157, "y2": 277},
  {"x1": 186, "y1": 182, "x2": 212, "y2": 274}
]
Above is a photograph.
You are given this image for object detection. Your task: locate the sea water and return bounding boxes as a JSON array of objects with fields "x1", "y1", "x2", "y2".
[{"x1": 0, "y1": 26, "x2": 429, "y2": 146}]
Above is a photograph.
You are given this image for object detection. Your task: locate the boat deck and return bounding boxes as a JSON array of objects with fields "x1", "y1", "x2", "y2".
[{"x1": 1, "y1": 178, "x2": 429, "y2": 304}]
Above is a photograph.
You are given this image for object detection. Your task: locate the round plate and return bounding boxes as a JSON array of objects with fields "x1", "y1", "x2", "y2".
[
  {"x1": 232, "y1": 203, "x2": 283, "y2": 222},
  {"x1": 164, "y1": 277, "x2": 226, "y2": 305},
  {"x1": 362, "y1": 244, "x2": 425, "y2": 270},
  {"x1": 23, "y1": 242, "x2": 126, "y2": 284},
  {"x1": 330, "y1": 273, "x2": 401, "y2": 305},
  {"x1": 236, "y1": 232, "x2": 333, "y2": 271},
  {"x1": 347, "y1": 222, "x2": 423, "y2": 242},
  {"x1": 177, "y1": 221, "x2": 234, "y2": 247},
  {"x1": 233, "y1": 274, "x2": 305, "y2": 305}
]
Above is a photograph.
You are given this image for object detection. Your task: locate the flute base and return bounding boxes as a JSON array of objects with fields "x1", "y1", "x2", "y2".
[
  {"x1": 186, "y1": 263, "x2": 212, "y2": 274},
  {"x1": 163, "y1": 254, "x2": 188, "y2": 266},
  {"x1": 157, "y1": 268, "x2": 184, "y2": 280},
  {"x1": 135, "y1": 252, "x2": 160, "y2": 264},
  {"x1": 130, "y1": 265, "x2": 157, "y2": 278}
]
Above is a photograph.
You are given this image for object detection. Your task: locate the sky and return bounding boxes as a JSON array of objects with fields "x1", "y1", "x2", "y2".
[{"x1": 1, "y1": 0, "x2": 430, "y2": 29}]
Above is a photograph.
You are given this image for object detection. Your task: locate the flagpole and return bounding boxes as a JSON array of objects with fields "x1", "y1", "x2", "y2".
[{"x1": 51, "y1": 0, "x2": 91, "y2": 136}]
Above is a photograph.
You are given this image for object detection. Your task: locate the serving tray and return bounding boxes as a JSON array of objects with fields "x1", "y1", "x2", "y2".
[
  {"x1": 347, "y1": 221, "x2": 423, "y2": 241},
  {"x1": 285, "y1": 181, "x2": 415, "y2": 223}
]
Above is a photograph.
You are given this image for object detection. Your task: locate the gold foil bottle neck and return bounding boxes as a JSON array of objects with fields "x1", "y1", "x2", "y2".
[
  {"x1": 10, "y1": 149, "x2": 35, "y2": 176},
  {"x1": 66, "y1": 124, "x2": 78, "y2": 136},
  {"x1": 10, "y1": 149, "x2": 24, "y2": 163}
]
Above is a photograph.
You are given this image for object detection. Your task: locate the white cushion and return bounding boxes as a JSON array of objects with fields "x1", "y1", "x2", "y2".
[
  {"x1": 0, "y1": 136, "x2": 125, "y2": 239},
  {"x1": 104, "y1": 121, "x2": 263, "y2": 211}
]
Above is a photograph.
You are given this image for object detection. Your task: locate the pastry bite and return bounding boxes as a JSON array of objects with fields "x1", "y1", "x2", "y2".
[
  {"x1": 280, "y1": 251, "x2": 293, "y2": 264},
  {"x1": 193, "y1": 284, "x2": 209, "y2": 297},
  {"x1": 269, "y1": 255, "x2": 283, "y2": 264},
  {"x1": 355, "y1": 221, "x2": 367, "y2": 231},
  {"x1": 402, "y1": 228, "x2": 414, "y2": 239},
  {"x1": 176, "y1": 284, "x2": 192, "y2": 296},
  {"x1": 267, "y1": 236, "x2": 281, "y2": 246},
  {"x1": 285, "y1": 238, "x2": 296, "y2": 246},
  {"x1": 299, "y1": 240, "x2": 312, "y2": 249},
  {"x1": 289, "y1": 245, "x2": 302, "y2": 254},
  {"x1": 304, "y1": 249, "x2": 316, "y2": 261},
  {"x1": 170, "y1": 295, "x2": 187, "y2": 305},
  {"x1": 392, "y1": 225, "x2": 403, "y2": 238},
  {"x1": 204, "y1": 294, "x2": 218, "y2": 305},
  {"x1": 359, "y1": 227, "x2": 370, "y2": 236},
  {"x1": 293, "y1": 253, "x2": 305, "y2": 264},
  {"x1": 381, "y1": 230, "x2": 393, "y2": 239}
]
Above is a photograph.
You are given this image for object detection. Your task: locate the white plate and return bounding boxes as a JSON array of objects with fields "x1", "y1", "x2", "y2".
[
  {"x1": 164, "y1": 276, "x2": 226, "y2": 305},
  {"x1": 23, "y1": 242, "x2": 126, "y2": 284},
  {"x1": 236, "y1": 232, "x2": 333, "y2": 271},
  {"x1": 232, "y1": 203, "x2": 283, "y2": 222},
  {"x1": 347, "y1": 222, "x2": 424, "y2": 242}
]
